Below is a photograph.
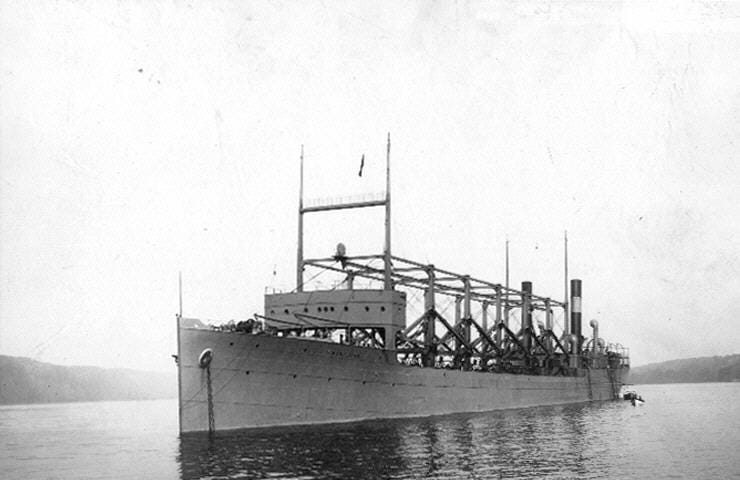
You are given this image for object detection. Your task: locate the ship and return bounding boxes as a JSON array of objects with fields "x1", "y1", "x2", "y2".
[{"x1": 176, "y1": 136, "x2": 630, "y2": 434}]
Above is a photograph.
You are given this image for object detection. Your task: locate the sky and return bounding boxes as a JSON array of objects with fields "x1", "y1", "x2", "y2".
[{"x1": 1, "y1": 1, "x2": 739, "y2": 373}]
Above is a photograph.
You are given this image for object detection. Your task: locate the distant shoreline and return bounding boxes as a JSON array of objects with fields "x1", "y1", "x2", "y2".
[
  {"x1": 0, "y1": 355, "x2": 176, "y2": 405},
  {"x1": 0, "y1": 397, "x2": 176, "y2": 407},
  {"x1": 629, "y1": 354, "x2": 740, "y2": 385}
]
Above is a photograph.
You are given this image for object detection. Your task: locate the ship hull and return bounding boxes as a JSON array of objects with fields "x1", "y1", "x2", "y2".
[{"x1": 178, "y1": 322, "x2": 628, "y2": 433}]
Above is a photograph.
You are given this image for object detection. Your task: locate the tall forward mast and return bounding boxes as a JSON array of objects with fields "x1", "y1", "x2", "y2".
[
  {"x1": 383, "y1": 133, "x2": 392, "y2": 290},
  {"x1": 295, "y1": 134, "x2": 393, "y2": 292},
  {"x1": 296, "y1": 145, "x2": 304, "y2": 291}
]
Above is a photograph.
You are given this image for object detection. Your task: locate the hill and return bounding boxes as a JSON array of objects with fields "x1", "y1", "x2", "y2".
[
  {"x1": 0, "y1": 355, "x2": 176, "y2": 405},
  {"x1": 630, "y1": 354, "x2": 740, "y2": 384}
]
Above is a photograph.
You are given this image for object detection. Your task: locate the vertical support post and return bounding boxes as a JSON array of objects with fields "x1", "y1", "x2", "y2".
[
  {"x1": 570, "y1": 279, "x2": 582, "y2": 366},
  {"x1": 463, "y1": 277, "x2": 472, "y2": 370},
  {"x1": 481, "y1": 301, "x2": 489, "y2": 331},
  {"x1": 521, "y1": 281, "x2": 532, "y2": 354},
  {"x1": 544, "y1": 298, "x2": 552, "y2": 353},
  {"x1": 504, "y1": 238, "x2": 510, "y2": 331},
  {"x1": 462, "y1": 276, "x2": 471, "y2": 342},
  {"x1": 494, "y1": 285, "x2": 502, "y2": 348},
  {"x1": 346, "y1": 271, "x2": 355, "y2": 290},
  {"x1": 463, "y1": 277, "x2": 472, "y2": 369},
  {"x1": 454, "y1": 295, "x2": 462, "y2": 368},
  {"x1": 383, "y1": 133, "x2": 392, "y2": 291},
  {"x1": 423, "y1": 265, "x2": 436, "y2": 367},
  {"x1": 297, "y1": 145, "x2": 305, "y2": 292},
  {"x1": 424, "y1": 266, "x2": 435, "y2": 312}
]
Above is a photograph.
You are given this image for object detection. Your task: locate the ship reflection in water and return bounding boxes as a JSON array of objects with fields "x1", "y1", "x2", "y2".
[
  {"x1": 179, "y1": 402, "x2": 624, "y2": 480},
  {"x1": 3, "y1": 384, "x2": 736, "y2": 479}
]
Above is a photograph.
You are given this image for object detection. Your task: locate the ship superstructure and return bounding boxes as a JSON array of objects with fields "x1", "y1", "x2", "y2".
[{"x1": 177, "y1": 136, "x2": 629, "y2": 433}]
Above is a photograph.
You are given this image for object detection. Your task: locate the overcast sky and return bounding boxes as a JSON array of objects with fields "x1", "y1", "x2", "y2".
[{"x1": 1, "y1": 1, "x2": 739, "y2": 373}]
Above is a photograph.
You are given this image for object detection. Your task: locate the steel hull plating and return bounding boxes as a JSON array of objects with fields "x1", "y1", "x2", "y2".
[{"x1": 178, "y1": 323, "x2": 628, "y2": 433}]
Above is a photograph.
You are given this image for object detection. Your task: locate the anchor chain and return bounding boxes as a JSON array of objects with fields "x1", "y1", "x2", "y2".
[
  {"x1": 206, "y1": 365, "x2": 215, "y2": 434},
  {"x1": 198, "y1": 348, "x2": 216, "y2": 434}
]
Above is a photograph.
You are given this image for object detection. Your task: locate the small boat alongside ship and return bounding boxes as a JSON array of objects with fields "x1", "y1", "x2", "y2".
[
  {"x1": 176, "y1": 136, "x2": 630, "y2": 434},
  {"x1": 623, "y1": 390, "x2": 645, "y2": 405}
]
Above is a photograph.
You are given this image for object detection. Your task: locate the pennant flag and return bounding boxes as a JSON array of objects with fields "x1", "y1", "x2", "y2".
[{"x1": 358, "y1": 154, "x2": 365, "y2": 177}]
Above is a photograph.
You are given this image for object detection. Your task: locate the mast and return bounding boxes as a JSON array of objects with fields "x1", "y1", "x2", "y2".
[
  {"x1": 383, "y1": 133, "x2": 392, "y2": 290},
  {"x1": 297, "y1": 145, "x2": 304, "y2": 292},
  {"x1": 504, "y1": 237, "x2": 510, "y2": 327},
  {"x1": 178, "y1": 271, "x2": 183, "y2": 317},
  {"x1": 563, "y1": 229, "x2": 569, "y2": 335},
  {"x1": 505, "y1": 237, "x2": 509, "y2": 292}
]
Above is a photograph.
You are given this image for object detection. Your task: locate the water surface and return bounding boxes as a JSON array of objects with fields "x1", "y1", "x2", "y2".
[{"x1": 2, "y1": 383, "x2": 739, "y2": 479}]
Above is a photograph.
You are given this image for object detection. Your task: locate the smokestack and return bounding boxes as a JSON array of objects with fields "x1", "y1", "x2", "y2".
[{"x1": 570, "y1": 279, "x2": 582, "y2": 356}]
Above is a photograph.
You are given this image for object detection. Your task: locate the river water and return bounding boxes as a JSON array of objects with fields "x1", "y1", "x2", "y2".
[{"x1": 1, "y1": 383, "x2": 739, "y2": 479}]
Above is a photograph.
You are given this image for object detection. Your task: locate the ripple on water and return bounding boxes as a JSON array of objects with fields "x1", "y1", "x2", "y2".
[{"x1": 2, "y1": 384, "x2": 740, "y2": 479}]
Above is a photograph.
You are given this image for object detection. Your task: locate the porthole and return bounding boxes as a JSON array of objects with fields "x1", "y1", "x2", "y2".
[
  {"x1": 364, "y1": 306, "x2": 369, "y2": 312},
  {"x1": 344, "y1": 306, "x2": 348, "y2": 312},
  {"x1": 245, "y1": 370, "x2": 250, "y2": 375},
  {"x1": 304, "y1": 308, "x2": 308, "y2": 313},
  {"x1": 284, "y1": 309, "x2": 289, "y2": 314},
  {"x1": 229, "y1": 342, "x2": 234, "y2": 346},
  {"x1": 330, "y1": 306, "x2": 335, "y2": 312},
  {"x1": 380, "y1": 306, "x2": 386, "y2": 312}
]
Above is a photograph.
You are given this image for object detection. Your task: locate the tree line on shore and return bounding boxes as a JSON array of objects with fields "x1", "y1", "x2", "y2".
[
  {"x1": 0, "y1": 355, "x2": 176, "y2": 405},
  {"x1": 630, "y1": 354, "x2": 740, "y2": 384}
]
